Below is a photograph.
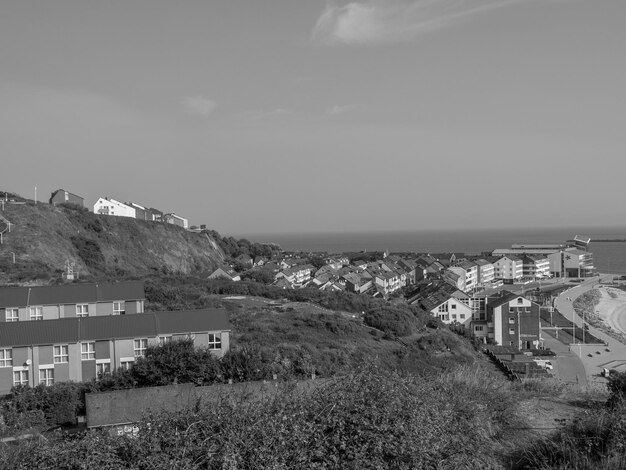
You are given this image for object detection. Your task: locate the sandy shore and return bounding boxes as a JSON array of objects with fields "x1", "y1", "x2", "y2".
[{"x1": 595, "y1": 287, "x2": 626, "y2": 336}]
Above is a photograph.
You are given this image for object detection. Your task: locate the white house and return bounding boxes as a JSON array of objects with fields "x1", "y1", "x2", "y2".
[{"x1": 93, "y1": 197, "x2": 136, "y2": 218}]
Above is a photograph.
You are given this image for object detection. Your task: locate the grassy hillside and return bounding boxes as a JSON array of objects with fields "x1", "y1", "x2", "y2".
[{"x1": 0, "y1": 198, "x2": 226, "y2": 283}]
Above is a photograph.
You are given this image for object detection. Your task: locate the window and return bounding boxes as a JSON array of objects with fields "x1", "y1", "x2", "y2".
[
  {"x1": 53, "y1": 345, "x2": 69, "y2": 363},
  {"x1": 509, "y1": 328, "x2": 516, "y2": 335},
  {"x1": 29, "y1": 306, "x2": 43, "y2": 321},
  {"x1": 438, "y1": 304, "x2": 448, "y2": 313},
  {"x1": 475, "y1": 325, "x2": 484, "y2": 332},
  {"x1": 81, "y1": 342, "x2": 95, "y2": 360},
  {"x1": 76, "y1": 304, "x2": 89, "y2": 317},
  {"x1": 451, "y1": 314, "x2": 457, "y2": 320},
  {"x1": 517, "y1": 298, "x2": 523, "y2": 304},
  {"x1": 134, "y1": 339, "x2": 147, "y2": 357},
  {"x1": 120, "y1": 360, "x2": 134, "y2": 371},
  {"x1": 208, "y1": 333, "x2": 222, "y2": 350},
  {"x1": 525, "y1": 307, "x2": 531, "y2": 313},
  {"x1": 159, "y1": 336, "x2": 172, "y2": 346},
  {"x1": 113, "y1": 301, "x2": 125, "y2": 315},
  {"x1": 5, "y1": 308, "x2": 18, "y2": 322},
  {"x1": 460, "y1": 314, "x2": 465, "y2": 319},
  {"x1": 96, "y1": 361, "x2": 111, "y2": 378},
  {"x1": 39, "y1": 367, "x2": 54, "y2": 386},
  {"x1": 509, "y1": 317, "x2": 515, "y2": 324},
  {"x1": 451, "y1": 304, "x2": 457, "y2": 310},
  {"x1": 13, "y1": 369, "x2": 28, "y2": 386},
  {"x1": 0, "y1": 349, "x2": 12, "y2": 367}
]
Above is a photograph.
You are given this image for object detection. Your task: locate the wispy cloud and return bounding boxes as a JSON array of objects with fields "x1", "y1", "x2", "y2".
[
  {"x1": 312, "y1": 0, "x2": 527, "y2": 45},
  {"x1": 326, "y1": 104, "x2": 354, "y2": 115},
  {"x1": 182, "y1": 95, "x2": 217, "y2": 116}
]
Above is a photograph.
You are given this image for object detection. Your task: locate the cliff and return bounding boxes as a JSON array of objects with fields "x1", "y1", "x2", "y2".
[{"x1": 0, "y1": 198, "x2": 226, "y2": 283}]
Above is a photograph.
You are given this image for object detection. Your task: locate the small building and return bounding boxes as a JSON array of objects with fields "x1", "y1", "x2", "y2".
[
  {"x1": 208, "y1": 266, "x2": 241, "y2": 282},
  {"x1": 127, "y1": 202, "x2": 153, "y2": 222},
  {"x1": 49, "y1": 189, "x2": 84, "y2": 207},
  {"x1": 164, "y1": 213, "x2": 189, "y2": 229},
  {"x1": 93, "y1": 197, "x2": 136, "y2": 218}
]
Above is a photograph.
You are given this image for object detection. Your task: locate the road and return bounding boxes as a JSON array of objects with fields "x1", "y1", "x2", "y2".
[{"x1": 551, "y1": 274, "x2": 626, "y2": 389}]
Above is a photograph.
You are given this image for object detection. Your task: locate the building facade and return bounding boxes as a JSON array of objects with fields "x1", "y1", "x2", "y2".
[
  {"x1": 477, "y1": 292, "x2": 542, "y2": 350},
  {"x1": 49, "y1": 189, "x2": 84, "y2": 207},
  {"x1": 0, "y1": 282, "x2": 145, "y2": 323},
  {"x1": 0, "y1": 309, "x2": 231, "y2": 395},
  {"x1": 93, "y1": 197, "x2": 136, "y2": 218}
]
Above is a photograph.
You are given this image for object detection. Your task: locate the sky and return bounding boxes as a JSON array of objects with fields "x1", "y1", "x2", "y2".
[{"x1": 1, "y1": 0, "x2": 625, "y2": 237}]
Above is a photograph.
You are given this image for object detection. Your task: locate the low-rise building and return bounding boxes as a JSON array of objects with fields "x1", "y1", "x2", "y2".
[
  {"x1": 482, "y1": 292, "x2": 542, "y2": 350},
  {"x1": 0, "y1": 309, "x2": 231, "y2": 395},
  {"x1": 207, "y1": 266, "x2": 241, "y2": 282},
  {"x1": 493, "y1": 255, "x2": 523, "y2": 283},
  {"x1": 93, "y1": 197, "x2": 136, "y2": 218},
  {"x1": 49, "y1": 189, "x2": 84, "y2": 207},
  {"x1": 0, "y1": 281, "x2": 146, "y2": 322},
  {"x1": 164, "y1": 213, "x2": 189, "y2": 229}
]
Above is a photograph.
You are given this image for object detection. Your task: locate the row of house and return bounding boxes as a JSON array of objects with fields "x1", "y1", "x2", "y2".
[
  {"x1": 93, "y1": 197, "x2": 189, "y2": 229},
  {"x1": 0, "y1": 282, "x2": 231, "y2": 394},
  {"x1": 48, "y1": 189, "x2": 191, "y2": 229}
]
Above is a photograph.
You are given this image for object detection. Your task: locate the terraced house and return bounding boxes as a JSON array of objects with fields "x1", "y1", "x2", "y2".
[
  {"x1": 0, "y1": 281, "x2": 146, "y2": 322},
  {"x1": 0, "y1": 309, "x2": 231, "y2": 395}
]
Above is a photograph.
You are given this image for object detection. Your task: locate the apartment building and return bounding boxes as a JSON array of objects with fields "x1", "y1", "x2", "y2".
[
  {"x1": 0, "y1": 309, "x2": 231, "y2": 395},
  {"x1": 492, "y1": 255, "x2": 523, "y2": 284},
  {"x1": 471, "y1": 292, "x2": 541, "y2": 349},
  {"x1": 0, "y1": 281, "x2": 146, "y2": 323}
]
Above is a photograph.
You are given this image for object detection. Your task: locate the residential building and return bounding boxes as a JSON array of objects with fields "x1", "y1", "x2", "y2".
[
  {"x1": 492, "y1": 255, "x2": 523, "y2": 283},
  {"x1": 49, "y1": 189, "x2": 84, "y2": 207},
  {"x1": 418, "y1": 283, "x2": 473, "y2": 326},
  {"x1": 164, "y1": 213, "x2": 189, "y2": 229},
  {"x1": 149, "y1": 208, "x2": 164, "y2": 222},
  {"x1": 447, "y1": 260, "x2": 478, "y2": 293},
  {"x1": 0, "y1": 281, "x2": 146, "y2": 323},
  {"x1": 522, "y1": 255, "x2": 551, "y2": 280},
  {"x1": 479, "y1": 292, "x2": 542, "y2": 350},
  {"x1": 0, "y1": 309, "x2": 231, "y2": 395},
  {"x1": 93, "y1": 197, "x2": 136, "y2": 218},
  {"x1": 127, "y1": 202, "x2": 154, "y2": 222},
  {"x1": 207, "y1": 266, "x2": 241, "y2": 282},
  {"x1": 474, "y1": 258, "x2": 495, "y2": 288},
  {"x1": 275, "y1": 264, "x2": 314, "y2": 287}
]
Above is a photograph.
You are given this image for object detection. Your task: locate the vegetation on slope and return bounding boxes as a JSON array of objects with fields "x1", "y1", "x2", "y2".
[
  {"x1": 0, "y1": 199, "x2": 227, "y2": 281},
  {"x1": 1, "y1": 365, "x2": 521, "y2": 469}
]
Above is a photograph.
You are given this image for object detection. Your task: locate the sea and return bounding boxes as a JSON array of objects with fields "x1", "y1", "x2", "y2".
[{"x1": 237, "y1": 226, "x2": 626, "y2": 275}]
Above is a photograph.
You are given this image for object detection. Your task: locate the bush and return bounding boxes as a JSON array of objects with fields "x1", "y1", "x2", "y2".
[
  {"x1": 2, "y1": 366, "x2": 515, "y2": 469},
  {"x1": 363, "y1": 305, "x2": 421, "y2": 336},
  {"x1": 70, "y1": 235, "x2": 105, "y2": 272}
]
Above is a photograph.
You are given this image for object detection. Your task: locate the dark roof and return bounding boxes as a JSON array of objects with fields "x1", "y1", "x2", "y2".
[
  {"x1": 0, "y1": 281, "x2": 145, "y2": 308},
  {"x1": 487, "y1": 291, "x2": 529, "y2": 309},
  {"x1": 0, "y1": 309, "x2": 230, "y2": 347},
  {"x1": 50, "y1": 189, "x2": 83, "y2": 201}
]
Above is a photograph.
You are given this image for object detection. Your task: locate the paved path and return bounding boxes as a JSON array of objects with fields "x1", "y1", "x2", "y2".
[
  {"x1": 551, "y1": 274, "x2": 626, "y2": 391},
  {"x1": 542, "y1": 332, "x2": 588, "y2": 390}
]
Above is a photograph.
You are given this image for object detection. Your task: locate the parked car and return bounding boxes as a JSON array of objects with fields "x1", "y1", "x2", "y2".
[{"x1": 533, "y1": 359, "x2": 554, "y2": 370}]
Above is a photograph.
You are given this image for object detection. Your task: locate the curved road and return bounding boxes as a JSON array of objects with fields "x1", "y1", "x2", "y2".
[{"x1": 552, "y1": 274, "x2": 626, "y2": 389}]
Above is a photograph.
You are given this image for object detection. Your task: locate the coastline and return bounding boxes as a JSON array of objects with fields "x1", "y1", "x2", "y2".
[{"x1": 595, "y1": 287, "x2": 626, "y2": 339}]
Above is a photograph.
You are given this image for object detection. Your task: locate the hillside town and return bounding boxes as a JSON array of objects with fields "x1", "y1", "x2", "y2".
[{"x1": 44, "y1": 187, "x2": 598, "y2": 352}]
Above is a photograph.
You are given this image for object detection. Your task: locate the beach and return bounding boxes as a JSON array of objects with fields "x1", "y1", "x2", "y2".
[{"x1": 595, "y1": 287, "x2": 626, "y2": 337}]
